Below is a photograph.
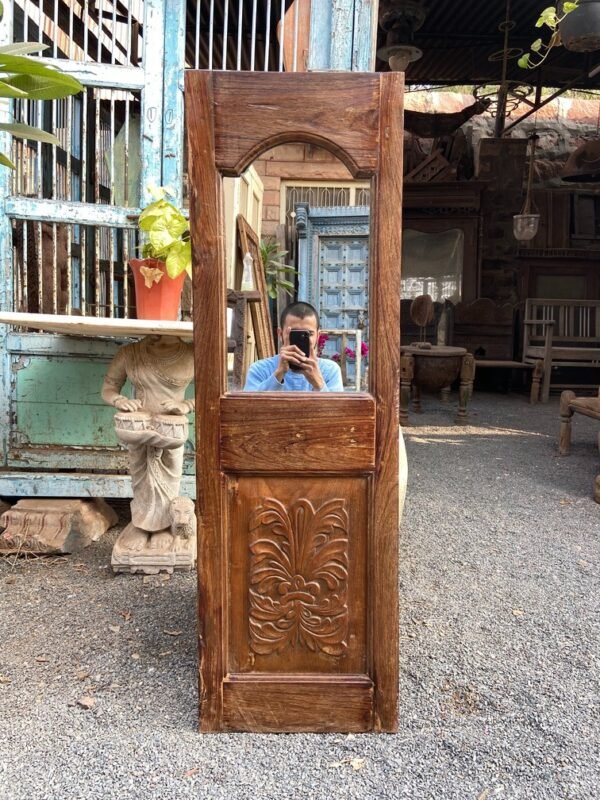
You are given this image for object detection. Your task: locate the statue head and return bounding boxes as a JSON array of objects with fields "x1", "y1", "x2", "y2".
[{"x1": 169, "y1": 496, "x2": 196, "y2": 539}]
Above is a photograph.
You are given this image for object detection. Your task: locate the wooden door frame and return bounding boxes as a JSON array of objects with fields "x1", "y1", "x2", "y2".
[{"x1": 186, "y1": 71, "x2": 403, "y2": 732}]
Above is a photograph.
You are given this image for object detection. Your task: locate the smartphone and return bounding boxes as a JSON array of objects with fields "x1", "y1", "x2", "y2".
[{"x1": 288, "y1": 329, "x2": 311, "y2": 371}]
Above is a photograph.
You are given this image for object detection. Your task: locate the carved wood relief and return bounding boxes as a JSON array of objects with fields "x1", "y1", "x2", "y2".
[
  {"x1": 229, "y1": 475, "x2": 368, "y2": 677},
  {"x1": 248, "y1": 497, "x2": 349, "y2": 657}
]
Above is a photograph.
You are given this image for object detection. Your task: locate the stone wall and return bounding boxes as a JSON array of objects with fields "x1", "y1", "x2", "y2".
[
  {"x1": 254, "y1": 143, "x2": 353, "y2": 237},
  {"x1": 405, "y1": 90, "x2": 600, "y2": 187}
]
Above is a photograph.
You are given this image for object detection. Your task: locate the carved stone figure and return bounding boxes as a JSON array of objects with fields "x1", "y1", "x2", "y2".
[{"x1": 101, "y1": 335, "x2": 197, "y2": 573}]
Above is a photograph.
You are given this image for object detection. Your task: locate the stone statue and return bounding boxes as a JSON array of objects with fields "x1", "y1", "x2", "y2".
[{"x1": 101, "y1": 335, "x2": 197, "y2": 573}]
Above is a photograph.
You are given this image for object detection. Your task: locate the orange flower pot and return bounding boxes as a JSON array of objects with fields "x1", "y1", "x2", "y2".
[{"x1": 129, "y1": 258, "x2": 186, "y2": 321}]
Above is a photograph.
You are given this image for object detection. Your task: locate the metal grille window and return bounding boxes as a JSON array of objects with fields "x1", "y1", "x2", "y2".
[
  {"x1": 12, "y1": 89, "x2": 141, "y2": 207},
  {"x1": 187, "y1": 0, "x2": 304, "y2": 71},
  {"x1": 13, "y1": 1, "x2": 144, "y2": 65},
  {"x1": 6, "y1": 0, "x2": 309, "y2": 319},
  {"x1": 283, "y1": 182, "x2": 371, "y2": 261},
  {"x1": 284, "y1": 183, "x2": 371, "y2": 218},
  {"x1": 12, "y1": 219, "x2": 136, "y2": 318}
]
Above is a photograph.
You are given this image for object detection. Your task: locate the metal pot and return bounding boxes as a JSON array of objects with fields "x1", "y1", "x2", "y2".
[{"x1": 559, "y1": 0, "x2": 600, "y2": 52}]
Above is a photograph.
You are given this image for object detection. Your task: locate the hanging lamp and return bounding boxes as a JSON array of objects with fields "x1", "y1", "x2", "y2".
[{"x1": 513, "y1": 132, "x2": 540, "y2": 241}]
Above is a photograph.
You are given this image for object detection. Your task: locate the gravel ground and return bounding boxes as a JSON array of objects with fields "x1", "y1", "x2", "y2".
[{"x1": 1, "y1": 392, "x2": 598, "y2": 800}]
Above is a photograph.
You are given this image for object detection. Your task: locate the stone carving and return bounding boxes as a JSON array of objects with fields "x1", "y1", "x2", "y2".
[
  {"x1": 0, "y1": 499, "x2": 117, "y2": 555},
  {"x1": 101, "y1": 335, "x2": 197, "y2": 573},
  {"x1": 248, "y1": 497, "x2": 349, "y2": 657}
]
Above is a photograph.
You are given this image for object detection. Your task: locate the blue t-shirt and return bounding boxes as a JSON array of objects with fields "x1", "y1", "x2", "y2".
[{"x1": 243, "y1": 356, "x2": 344, "y2": 392}]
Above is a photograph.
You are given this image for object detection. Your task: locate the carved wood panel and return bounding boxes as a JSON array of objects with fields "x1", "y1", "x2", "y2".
[{"x1": 228, "y1": 476, "x2": 368, "y2": 676}]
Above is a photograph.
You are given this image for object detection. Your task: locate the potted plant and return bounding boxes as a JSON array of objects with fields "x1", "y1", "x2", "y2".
[
  {"x1": 517, "y1": 2, "x2": 600, "y2": 68},
  {"x1": 559, "y1": 0, "x2": 600, "y2": 52},
  {"x1": 0, "y1": 1, "x2": 83, "y2": 169},
  {"x1": 130, "y1": 186, "x2": 191, "y2": 320},
  {"x1": 259, "y1": 237, "x2": 297, "y2": 299}
]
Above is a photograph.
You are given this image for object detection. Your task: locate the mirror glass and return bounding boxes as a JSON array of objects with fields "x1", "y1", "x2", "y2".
[
  {"x1": 401, "y1": 228, "x2": 463, "y2": 304},
  {"x1": 223, "y1": 142, "x2": 372, "y2": 394}
]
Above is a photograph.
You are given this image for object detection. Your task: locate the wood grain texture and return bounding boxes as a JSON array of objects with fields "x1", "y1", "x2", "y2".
[
  {"x1": 0, "y1": 312, "x2": 194, "y2": 339},
  {"x1": 227, "y1": 290, "x2": 251, "y2": 390},
  {"x1": 369, "y1": 72, "x2": 404, "y2": 731},
  {"x1": 236, "y1": 215, "x2": 275, "y2": 360},
  {"x1": 186, "y1": 70, "x2": 402, "y2": 733},
  {"x1": 220, "y1": 394, "x2": 375, "y2": 472},
  {"x1": 228, "y1": 476, "x2": 368, "y2": 676},
  {"x1": 212, "y1": 72, "x2": 380, "y2": 178},
  {"x1": 185, "y1": 70, "x2": 227, "y2": 731},
  {"x1": 223, "y1": 676, "x2": 373, "y2": 733}
]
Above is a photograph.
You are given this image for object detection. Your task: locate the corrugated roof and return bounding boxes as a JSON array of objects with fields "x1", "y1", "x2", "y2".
[{"x1": 376, "y1": 0, "x2": 600, "y2": 89}]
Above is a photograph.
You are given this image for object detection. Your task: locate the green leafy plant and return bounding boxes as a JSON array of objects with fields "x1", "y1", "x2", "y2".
[
  {"x1": 138, "y1": 186, "x2": 192, "y2": 279},
  {"x1": 260, "y1": 237, "x2": 297, "y2": 300},
  {"x1": 518, "y1": 2, "x2": 579, "y2": 69},
  {"x1": 0, "y1": 2, "x2": 83, "y2": 168}
]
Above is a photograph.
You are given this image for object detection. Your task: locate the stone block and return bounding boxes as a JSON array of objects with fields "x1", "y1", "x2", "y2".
[
  {"x1": 262, "y1": 190, "x2": 281, "y2": 207},
  {"x1": 0, "y1": 498, "x2": 118, "y2": 555},
  {"x1": 0, "y1": 500, "x2": 10, "y2": 530},
  {"x1": 265, "y1": 160, "x2": 352, "y2": 179},
  {"x1": 253, "y1": 171, "x2": 280, "y2": 192}
]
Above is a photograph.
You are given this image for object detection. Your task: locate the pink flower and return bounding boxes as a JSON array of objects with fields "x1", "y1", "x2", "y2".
[{"x1": 317, "y1": 333, "x2": 329, "y2": 357}]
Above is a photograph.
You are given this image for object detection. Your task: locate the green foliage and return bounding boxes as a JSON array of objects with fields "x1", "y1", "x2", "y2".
[
  {"x1": 518, "y1": 2, "x2": 579, "y2": 69},
  {"x1": 0, "y1": 7, "x2": 83, "y2": 168},
  {"x1": 138, "y1": 186, "x2": 192, "y2": 280},
  {"x1": 259, "y1": 237, "x2": 297, "y2": 300}
]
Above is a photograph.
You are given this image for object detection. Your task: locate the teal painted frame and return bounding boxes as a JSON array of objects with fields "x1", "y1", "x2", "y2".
[
  {"x1": 309, "y1": 0, "x2": 376, "y2": 71},
  {"x1": 0, "y1": 0, "x2": 185, "y2": 499},
  {"x1": 0, "y1": 9, "x2": 14, "y2": 469},
  {"x1": 0, "y1": 0, "x2": 376, "y2": 500}
]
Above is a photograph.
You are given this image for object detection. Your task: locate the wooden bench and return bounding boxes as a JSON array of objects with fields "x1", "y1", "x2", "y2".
[
  {"x1": 559, "y1": 389, "x2": 600, "y2": 503},
  {"x1": 525, "y1": 299, "x2": 600, "y2": 401},
  {"x1": 449, "y1": 298, "x2": 545, "y2": 403}
]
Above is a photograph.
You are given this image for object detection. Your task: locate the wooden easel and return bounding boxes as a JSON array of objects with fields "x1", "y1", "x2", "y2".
[
  {"x1": 227, "y1": 288, "x2": 261, "y2": 389},
  {"x1": 235, "y1": 214, "x2": 275, "y2": 361},
  {"x1": 225, "y1": 215, "x2": 276, "y2": 389}
]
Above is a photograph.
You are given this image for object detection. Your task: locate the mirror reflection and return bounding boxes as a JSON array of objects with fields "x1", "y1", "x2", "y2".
[{"x1": 223, "y1": 142, "x2": 370, "y2": 393}]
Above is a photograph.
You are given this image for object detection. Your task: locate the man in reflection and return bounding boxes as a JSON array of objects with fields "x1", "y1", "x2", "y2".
[{"x1": 244, "y1": 301, "x2": 344, "y2": 392}]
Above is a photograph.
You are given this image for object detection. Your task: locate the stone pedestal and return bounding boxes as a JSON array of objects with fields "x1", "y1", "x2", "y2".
[
  {"x1": 0, "y1": 499, "x2": 117, "y2": 555},
  {"x1": 111, "y1": 522, "x2": 196, "y2": 574},
  {"x1": 110, "y1": 495, "x2": 196, "y2": 574}
]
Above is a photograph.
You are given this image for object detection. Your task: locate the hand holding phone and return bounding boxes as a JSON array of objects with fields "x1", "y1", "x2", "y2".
[{"x1": 288, "y1": 329, "x2": 311, "y2": 371}]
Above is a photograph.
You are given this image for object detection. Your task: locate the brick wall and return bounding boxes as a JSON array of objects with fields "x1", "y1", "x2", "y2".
[{"x1": 254, "y1": 143, "x2": 353, "y2": 237}]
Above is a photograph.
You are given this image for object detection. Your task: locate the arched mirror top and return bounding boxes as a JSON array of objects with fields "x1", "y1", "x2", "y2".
[
  {"x1": 187, "y1": 71, "x2": 395, "y2": 179},
  {"x1": 222, "y1": 132, "x2": 369, "y2": 181}
]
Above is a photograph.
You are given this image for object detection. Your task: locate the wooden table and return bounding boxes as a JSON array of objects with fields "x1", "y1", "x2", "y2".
[{"x1": 400, "y1": 344, "x2": 475, "y2": 424}]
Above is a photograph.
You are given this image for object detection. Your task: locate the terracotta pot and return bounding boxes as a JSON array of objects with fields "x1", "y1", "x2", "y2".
[
  {"x1": 559, "y1": 0, "x2": 600, "y2": 52},
  {"x1": 129, "y1": 258, "x2": 186, "y2": 321}
]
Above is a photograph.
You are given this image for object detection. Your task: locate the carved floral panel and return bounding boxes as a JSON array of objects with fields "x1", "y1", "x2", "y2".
[{"x1": 248, "y1": 497, "x2": 349, "y2": 657}]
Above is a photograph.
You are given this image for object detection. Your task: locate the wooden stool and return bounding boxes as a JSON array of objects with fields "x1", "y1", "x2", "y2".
[{"x1": 559, "y1": 389, "x2": 600, "y2": 503}]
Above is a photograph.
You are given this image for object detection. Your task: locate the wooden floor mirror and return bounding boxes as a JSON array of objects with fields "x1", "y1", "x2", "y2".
[{"x1": 185, "y1": 71, "x2": 404, "y2": 732}]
